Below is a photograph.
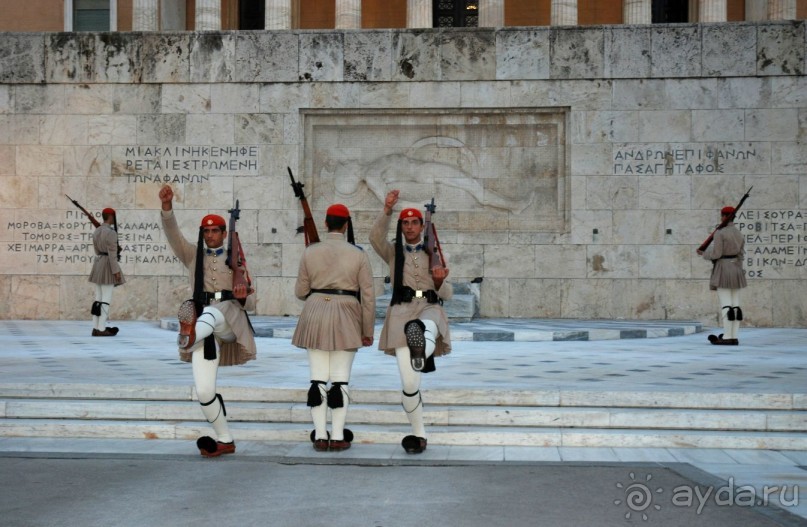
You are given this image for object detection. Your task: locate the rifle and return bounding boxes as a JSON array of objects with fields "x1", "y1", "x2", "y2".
[
  {"x1": 288, "y1": 166, "x2": 320, "y2": 246},
  {"x1": 422, "y1": 198, "x2": 446, "y2": 273},
  {"x1": 66, "y1": 194, "x2": 122, "y2": 261},
  {"x1": 65, "y1": 194, "x2": 100, "y2": 228},
  {"x1": 698, "y1": 186, "x2": 753, "y2": 252},
  {"x1": 226, "y1": 199, "x2": 251, "y2": 295}
]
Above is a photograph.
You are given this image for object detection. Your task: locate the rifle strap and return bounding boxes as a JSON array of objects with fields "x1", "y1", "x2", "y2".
[{"x1": 390, "y1": 219, "x2": 406, "y2": 306}]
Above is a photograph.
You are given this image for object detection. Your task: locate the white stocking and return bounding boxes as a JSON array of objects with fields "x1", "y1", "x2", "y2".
[
  {"x1": 94, "y1": 284, "x2": 114, "y2": 331},
  {"x1": 422, "y1": 319, "x2": 437, "y2": 358},
  {"x1": 329, "y1": 351, "x2": 355, "y2": 441},
  {"x1": 192, "y1": 306, "x2": 235, "y2": 348},
  {"x1": 717, "y1": 288, "x2": 733, "y2": 338},
  {"x1": 192, "y1": 343, "x2": 232, "y2": 443},
  {"x1": 396, "y1": 346, "x2": 426, "y2": 438},
  {"x1": 729, "y1": 289, "x2": 741, "y2": 339}
]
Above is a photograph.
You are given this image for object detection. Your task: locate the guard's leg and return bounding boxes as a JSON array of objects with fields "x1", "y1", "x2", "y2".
[
  {"x1": 396, "y1": 346, "x2": 427, "y2": 453},
  {"x1": 307, "y1": 349, "x2": 330, "y2": 451},
  {"x1": 192, "y1": 343, "x2": 234, "y2": 456},
  {"x1": 92, "y1": 284, "x2": 115, "y2": 335},
  {"x1": 713, "y1": 288, "x2": 733, "y2": 344},
  {"x1": 182, "y1": 305, "x2": 233, "y2": 350},
  {"x1": 729, "y1": 289, "x2": 742, "y2": 342},
  {"x1": 328, "y1": 350, "x2": 356, "y2": 450},
  {"x1": 404, "y1": 319, "x2": 437, "y2": 371}
]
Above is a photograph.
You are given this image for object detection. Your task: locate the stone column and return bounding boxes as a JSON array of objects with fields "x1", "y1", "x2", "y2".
[
  {"x1": 132, "y1": 0, "x2": 159, "y2": 30},
  {"x1": 551, "y1": 0, "x2": 578, "y2": 26},
  {"x1": 768, "y1": 0, "x2": 796, "y2": 19},
  {"x1": 407, "y1": 0, "x2": 432, "y2": 28},
  {"x1": 623, "y1": 0, "x2": 651, "y2": 24},
  {"x1": 195, "y1": 0, "x2": 221, "y2": 31},
  {"x1": 335, "y1": 0, "x2": 362, "y2": 28},
  {"x1": 478, "y1": 0, "x2": 504, "y2": 27},
  {"x1": 699, "y1": 0, "x2": 727, "y2": 22},
  {"x1": 266, "y1": 0, "x2": 292, "y2": 29}
]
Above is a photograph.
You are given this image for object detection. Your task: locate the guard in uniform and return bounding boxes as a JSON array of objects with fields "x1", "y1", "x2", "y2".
[
  {"x1": 292, "y1": 204, "x2": 375, "y2": 451},
  {"x1": 369, "y1": 190, "x2": 452, "y2": 454},
  {"x1": 158, "y1": 185, "x2": 257, "y2": 457},
  {"x1": 89, "y1": 207, "x2": 124, "y2": 336},
  {"x1": 698, "y1": 205, "x2": 747, "y2": 345}
]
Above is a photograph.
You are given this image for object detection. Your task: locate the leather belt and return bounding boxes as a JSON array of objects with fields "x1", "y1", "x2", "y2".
[
  {"x1": 398, "y1": 286, "x2": 440, "y2": 304},
  {"x1": 719, "y1": 254, "x2": 738, "y2": 259},
  {"x1": 198, "y1": 290, "x2": 234, "y2": 305},
  {"x1": 308, "y1": 289, "x2": 359, "y2": 298}
]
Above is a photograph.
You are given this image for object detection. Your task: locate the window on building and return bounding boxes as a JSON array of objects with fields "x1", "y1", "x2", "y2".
[
  {"x1": 652, "y1": 0, "x2": 688, "y2": 23},
  {"x1": 434, "y1": 0, "x2": 479, "y2": 27},
  {"x1": 74, "y1": 0, "x2": 110, "y2": 31},
  {"x1": 240, "y1": 0, "x2": 266, "y2": 29}
]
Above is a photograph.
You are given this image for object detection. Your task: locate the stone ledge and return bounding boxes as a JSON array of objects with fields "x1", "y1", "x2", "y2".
[
  {"x1": 160, "y1": 317, "x2": 703, "y2": 341},
  {"x1": 1, "y1": 21, "x2": 802, "y2": 85}
]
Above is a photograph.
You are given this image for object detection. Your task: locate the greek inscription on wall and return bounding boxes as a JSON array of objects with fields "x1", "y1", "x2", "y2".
[
  {"x1": 735, "y1": 210, "x2": 807, "y2": 279},
  {"x1": 613, "y1": 146, "x2": 757, "y2": 175},
  {"x1": 5, "y1": 212, "x2": 179, "y2": 269},
  {"x1": 116, "y1": 145, "x2": 260, "y2": 184}
]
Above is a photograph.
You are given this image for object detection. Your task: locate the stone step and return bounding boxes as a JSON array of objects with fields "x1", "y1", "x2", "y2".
[
  {"x1": 1, "y1": 383, "x2": 804, "y2": 410},
  {"x1": 2, "y1": 418, "x2": 806, "y2": 450},
  {"x1": 374, "y1": 293, "x2": 477, "y2": 321},
  {"x1": 2, "y1": 398, "x2": 806, "y2": 432}
]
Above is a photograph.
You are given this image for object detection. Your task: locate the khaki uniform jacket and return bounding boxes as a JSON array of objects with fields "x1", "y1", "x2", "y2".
[
  {"x1": 702, "y1": 222, "x2": 747, "y2": 291},
  {"x1": 292, "y1": 232, "x2": 376, "y2": 351},
  {"x1": 161, "y1": 210, "x2": 257, "y2": 366},
  {"x1": 370, "y1": 211, "x2": 452, "y2": 356},
  {"x1": 88, "y1": 224, "x2": 125, "y2": 285}
]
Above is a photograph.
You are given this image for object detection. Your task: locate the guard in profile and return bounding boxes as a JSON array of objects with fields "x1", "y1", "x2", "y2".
[
  {"x1": 698, "y1": 205, "x2": 747, "y2": 345},
  {"x1": 88, "y1": 207, "x2": 125, "y2": 336}
]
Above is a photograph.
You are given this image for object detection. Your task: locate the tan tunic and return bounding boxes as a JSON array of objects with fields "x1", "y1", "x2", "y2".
[
  {"x1": 702, "y1": 222, "x2": 747, "y2": 291},
  {"x1": 292, "y1": 232, "x2": 376, "y2": 351},
  {"x1": 88, "y1": 224, "x2": 125, "y2": 285},
  {"x1": 370, "y1": 211, "x2": 452, "y2": 356},
  {"x1": 161, "y1": 210, "x2": 257, "y2": 366}
]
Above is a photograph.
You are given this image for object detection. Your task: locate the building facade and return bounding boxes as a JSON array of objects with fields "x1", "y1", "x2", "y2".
[
  {"x1": 2, "y1": 0, "x2": 806, "y2": 32},
  {"x1": 0, "y1": 2, "x2": 805, "y2": 327}
]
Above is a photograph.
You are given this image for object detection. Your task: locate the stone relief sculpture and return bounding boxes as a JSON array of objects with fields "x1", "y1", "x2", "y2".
[{"x1": 325, "y1": 136, "x2": 535, "y2": 214}]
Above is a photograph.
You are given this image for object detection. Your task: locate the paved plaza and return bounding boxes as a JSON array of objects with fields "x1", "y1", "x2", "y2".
[{"x1": 0, "y1": 319, "x2": 805, "y2": 526}]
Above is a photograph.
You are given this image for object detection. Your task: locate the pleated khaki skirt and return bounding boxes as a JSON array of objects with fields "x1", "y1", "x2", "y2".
[{"x1": 292, "y1": 293, "x2": 363, "y2": 352}]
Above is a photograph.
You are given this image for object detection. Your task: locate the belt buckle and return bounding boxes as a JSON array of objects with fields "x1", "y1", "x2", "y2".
[
  {"x1": 415, "y1": 290, "x2": 423, "y2": 298},
  {"x1": 214, "y1": 291, "x2": 223, "y2": 301}
]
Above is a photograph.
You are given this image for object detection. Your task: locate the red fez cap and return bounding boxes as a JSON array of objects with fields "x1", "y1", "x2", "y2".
[
  {"x1": 326, "y1": 203, "x2": 350, "y2": 218},
  {"x1": 102, "y1": 207, "x2": 116, "y2": 216},
  {"x1": 399, "y1": 208, "x2": 423, "y2": 220},
  {"x1": 200, "y1": 214, "x2": 226, "y2": 228},
  {"x1": 721, "y1": 206, "x2": 735, "y2": 215}
]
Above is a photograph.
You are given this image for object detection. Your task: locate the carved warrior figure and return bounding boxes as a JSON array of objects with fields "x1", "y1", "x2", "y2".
[{"x1": 328, "y1": 140, "x2": 534, "y2": 214}]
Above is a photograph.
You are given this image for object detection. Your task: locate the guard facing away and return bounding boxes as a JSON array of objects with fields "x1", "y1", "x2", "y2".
[
  {"x1": 698, "y1": 205, "x2": 748, "y2": 345},
  {"x1": 88, "y1": 207, "x2": 125, "y2": 336},
  {"x1": 158, "y1": 185, "x2": 257, "y2": 458},
  {"x1": 292, "y1": 203, "x2": 375, "y2": 452},
  {"x1": 370, "y1": 190, "x2": 453, "y2": 454}
]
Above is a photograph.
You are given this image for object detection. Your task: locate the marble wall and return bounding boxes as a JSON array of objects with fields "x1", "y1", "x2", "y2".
[{"x1": 0, "y1": 22, "x2": 805, "y2": 327}]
